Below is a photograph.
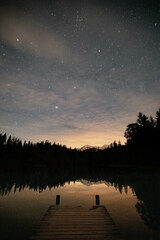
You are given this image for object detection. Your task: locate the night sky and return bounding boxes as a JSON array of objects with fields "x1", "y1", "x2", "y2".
[{"x1": 0, "y1": 0, "x2": 160, "y2": 148}]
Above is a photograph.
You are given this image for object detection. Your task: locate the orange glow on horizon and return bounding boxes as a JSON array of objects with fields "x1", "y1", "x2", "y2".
[{"x1": 30, "y1": 130, "x2": 126, "y2": 148}]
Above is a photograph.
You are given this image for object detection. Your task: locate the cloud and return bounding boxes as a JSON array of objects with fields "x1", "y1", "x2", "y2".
[
  {"x1": 1, "y1": 70, "x2": 159, "y2": 147},
  {"x1": 0, "y1": 81, "x2": 63, "y2": 111},
  {"x1": 0, "y1": 14, "x2": 78, "y2": 62}
]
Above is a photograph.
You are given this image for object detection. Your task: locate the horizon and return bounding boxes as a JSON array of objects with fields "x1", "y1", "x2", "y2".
[
  {"x1": 0, "y1": 130, "x2": 122, "y2": 149},
  {"x1": 0, "y1": 0, "x2": 160, "y2": 148}
]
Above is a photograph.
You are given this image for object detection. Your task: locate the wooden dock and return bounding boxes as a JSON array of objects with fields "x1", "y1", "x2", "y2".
[{"x1": 30, "y1": 205, "x2": 124, "y2": 240}]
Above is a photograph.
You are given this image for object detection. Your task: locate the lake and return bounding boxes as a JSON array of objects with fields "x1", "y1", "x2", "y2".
[{"x1": 0, "y1": 169, "x2": 160, "y2": 240}]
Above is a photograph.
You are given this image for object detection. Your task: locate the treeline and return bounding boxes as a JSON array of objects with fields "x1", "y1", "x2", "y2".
[
  {"x1": 0, "y1": 135, "x2": 81, "y2": 169},
  {"x1": 0, "y1": 108, "x2": 160, "y2": 169}
]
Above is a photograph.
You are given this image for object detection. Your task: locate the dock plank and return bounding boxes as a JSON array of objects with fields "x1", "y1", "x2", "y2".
[{"x1": 30, "y1": 206, "x2": 123, "y2": 240}]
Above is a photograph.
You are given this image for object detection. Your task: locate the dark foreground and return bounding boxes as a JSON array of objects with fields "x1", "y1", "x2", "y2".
[{"x1": 0, "y1": 168, "x2": 160, "y2": 239}]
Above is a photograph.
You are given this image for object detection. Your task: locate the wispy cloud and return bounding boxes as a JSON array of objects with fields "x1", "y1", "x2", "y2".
[{"x1": 0, "y1": 14, "x2": 78, "y2": 62}]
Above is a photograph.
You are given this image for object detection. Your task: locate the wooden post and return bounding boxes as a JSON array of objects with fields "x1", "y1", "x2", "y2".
[
  {"x1": 95, "y1": 195, "x2": 100, "y2": 205},
  {"x1": 56, "y1": 195, "x2": 60, "y2": 205}
]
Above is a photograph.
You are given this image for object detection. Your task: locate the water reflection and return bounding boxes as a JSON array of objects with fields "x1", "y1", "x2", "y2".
[{"x1": 0, "y1": 169, "x2": 160, "y2": 232}]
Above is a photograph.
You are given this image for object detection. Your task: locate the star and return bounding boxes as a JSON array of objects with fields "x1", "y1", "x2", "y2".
[{"x1": 0, "y1": 0, "x2": 159, "y2": 149}]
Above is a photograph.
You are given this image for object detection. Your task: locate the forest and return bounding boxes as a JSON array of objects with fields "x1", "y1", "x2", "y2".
[{"x1": 0, "y1": 109, "x2": 160, "y2": 170}]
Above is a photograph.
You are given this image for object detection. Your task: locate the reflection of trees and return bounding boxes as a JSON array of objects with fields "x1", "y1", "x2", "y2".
[
  {"x1": 132, "y1": 174, "x2": 160, "y2": 231},
  {"x1": 0, "y1": 170, "x2": 132, "y2": 196},
  {"x1": 0, "y1": 170, "x2": 160, "y2": 230},
  {"x1": 136, "y1": 201, "x2": 160, "y2": 230}
]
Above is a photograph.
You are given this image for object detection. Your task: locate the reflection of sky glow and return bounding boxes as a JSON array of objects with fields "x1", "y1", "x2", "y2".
[{"x1": 0, "y1": 181, "x2": 147, "y2": 240}]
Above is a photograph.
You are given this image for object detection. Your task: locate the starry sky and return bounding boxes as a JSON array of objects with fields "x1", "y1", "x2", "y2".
[{"x1": 0, "y1": 0, "x2": 160, "y2": 148}]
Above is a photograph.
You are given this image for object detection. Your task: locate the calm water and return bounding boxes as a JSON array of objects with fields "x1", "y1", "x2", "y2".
[{"x1": 0, "y1": 170, "x2": 160, "y2": 240}]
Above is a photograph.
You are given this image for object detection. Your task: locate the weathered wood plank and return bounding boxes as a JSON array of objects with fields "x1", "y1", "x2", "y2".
[
  {"x1": 35, "y1": 226, "x2": 118, "y2": 231},
  {"x1": 35, "y1": 232, "x2": 120, "y2": 237},
  {"x1": 36, "y1": 230, "x2": 119, "y2": 233},
  {"x1": 30, "y1": 237, "x2": 123, "y2": 240},
  {"x1": 30, "y1": 206, "x2": 124, "y2": 240}
]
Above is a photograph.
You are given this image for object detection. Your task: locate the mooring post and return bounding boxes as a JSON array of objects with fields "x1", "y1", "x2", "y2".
[
  {"x1": 56, "y1": 195, "x2": 60, "y2": 205},
  {"x1": 95, "y1": 195, "x2": 100, "y2": 205}
]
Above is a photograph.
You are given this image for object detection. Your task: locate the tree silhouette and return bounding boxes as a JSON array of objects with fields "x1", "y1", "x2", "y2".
[
  {"x1": 0, "y1": 133, "x2": 7, "y2": 146},
  {"x1": 124, "y1": 112, "x2": 157, "y2": 146},
  {"x1": 156, "y1": 109, "x2": 160, "y2": 130},
  {"x1": 124, "y1": 122, "x2": 139, "y2": 144},
  {"x1": 0, "y1": 108, "x2": 160, "y2": 169}
]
